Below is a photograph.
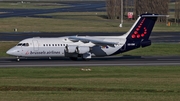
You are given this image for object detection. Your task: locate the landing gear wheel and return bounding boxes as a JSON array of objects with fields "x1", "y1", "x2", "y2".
[{"x1": 17, "y1": 57, "x2": 20, "y2": 62}]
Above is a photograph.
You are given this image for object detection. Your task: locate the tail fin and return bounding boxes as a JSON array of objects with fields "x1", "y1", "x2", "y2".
[
  {"x1": 124, "y1": 13, "x2": 158, "y2": 41},
  {"x1": 122, "y1": 13, "x2": 162, "y2": 48},
  {"x1": 111, "y1": 13, "x2": 166, "y2": 55}
]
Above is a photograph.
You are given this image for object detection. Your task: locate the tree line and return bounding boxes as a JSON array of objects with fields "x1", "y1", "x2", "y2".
[
  {"x1": 175, "y1": 0, "x2": 180, "y2": 23},
  {"x1": 106, "y1": 0, "x2": 176, "y2": 22}
]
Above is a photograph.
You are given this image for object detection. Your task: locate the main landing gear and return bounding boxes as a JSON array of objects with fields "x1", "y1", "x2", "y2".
[
  {"x1": 69, "y1": 52, "x2": 92, "y2": 61},
  {"x1": 69, "y1": 57, "x2": 90, "y2": 61}
]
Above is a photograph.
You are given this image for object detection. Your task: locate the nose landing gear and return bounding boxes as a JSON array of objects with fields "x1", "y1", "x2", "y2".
[{"x1": 16, "y1": 57, "x2": 20, "y2": 62}]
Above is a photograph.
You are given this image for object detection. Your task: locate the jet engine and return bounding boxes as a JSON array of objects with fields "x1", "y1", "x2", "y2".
[
  {"x1": 65, "y1": 45, "x2": 77, "y2": 53},
  {"x1": 76, "y1": 46, "x2": 90, "y2": 54}
]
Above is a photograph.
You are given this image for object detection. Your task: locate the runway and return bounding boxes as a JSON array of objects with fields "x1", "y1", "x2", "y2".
[
  {"x1": 0, "y1": 32, "x2": 180, "y2": 43},
  {"x1": 1, "y1": 56, "x2": 180, "y2": 67},
  {"x1": 0, "y1": 1, "x2": 179, "y2": 67},
  {"x1": 0, "y1": 1, "x2": 105, "y2": 18}
]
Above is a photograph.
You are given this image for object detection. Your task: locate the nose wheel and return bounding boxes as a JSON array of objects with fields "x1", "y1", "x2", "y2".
[{"x1": 17, "y1": 57, "x2": 20, "y2": 62}]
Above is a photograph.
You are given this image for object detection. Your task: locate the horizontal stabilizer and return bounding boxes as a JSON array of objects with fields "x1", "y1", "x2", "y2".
[{"x1": 141, "y1": 15, "x2": 169, "y2": 17}]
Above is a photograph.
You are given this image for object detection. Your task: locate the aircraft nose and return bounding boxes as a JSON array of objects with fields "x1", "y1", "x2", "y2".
[
  {"x1": 6, "y1": 49, "x2": 14, "y2": 55},
  {"x1": 6, "y1": 48, "x2": 20, "y2": 56}
]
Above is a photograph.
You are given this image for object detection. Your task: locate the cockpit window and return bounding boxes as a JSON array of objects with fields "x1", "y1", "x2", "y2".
[
  {"x1": 17, "y1": 43, "x2": 22, "y2": 46},
  {"x1": 22, "y1": 43, "x2": 26, "y2": 46},
  {"x1": 22, "y1": 43, "x2": 29, "y2": 46},
  {"x1": 17, "y1": 43, "x2": 29, "y2": 47}
]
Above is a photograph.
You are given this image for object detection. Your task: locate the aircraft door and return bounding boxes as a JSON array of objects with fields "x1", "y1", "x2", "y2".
[{"x1": 32, "y1": 40, "x2": 39, "y2": 51}]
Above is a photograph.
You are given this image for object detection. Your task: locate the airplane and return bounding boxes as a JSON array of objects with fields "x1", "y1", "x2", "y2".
[{"x1": 6, "y1": 13, "x2": 164, "y2": 61}]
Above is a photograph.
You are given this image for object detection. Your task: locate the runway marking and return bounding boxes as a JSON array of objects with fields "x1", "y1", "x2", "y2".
[{"x1": 157, "y1": 59, "x2": 180, "y2": 61}]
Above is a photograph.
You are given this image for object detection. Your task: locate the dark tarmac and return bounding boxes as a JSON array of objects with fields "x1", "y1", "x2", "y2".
[
  {"x1": 0, "y1": 1, "x2": 105, "y2": 18},
  {"x1": 0, "y1": 32, "x2": 180, "y2": 43},
  {"x1": 1, "y1": 56, "x2": 180, "y2": 67}
]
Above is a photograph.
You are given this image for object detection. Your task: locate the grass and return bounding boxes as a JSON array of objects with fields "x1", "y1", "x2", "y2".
[
  {"x1": 0, "y1": 42, "x2": 17, "y2": 57},
  {"x1": 0, "y1": 66, "x2": 180, "y2": 101},
  {"x1": 122, "y1": 43, "x2": 180, "y2": 56},
  {"x1": 1, "y1": 42, "x2": 180, "y2": 57},
  {"x1": 0, "y1": 12, "x2": 125, "y2": 32},
  {"x1": 0, "y1": 12, "x2": 179, "y2": 32}
]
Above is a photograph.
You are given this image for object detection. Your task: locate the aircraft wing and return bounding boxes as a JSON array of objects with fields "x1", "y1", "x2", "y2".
[{"x1": 68, "y1": 36, "x2": 118, "y2": 47}]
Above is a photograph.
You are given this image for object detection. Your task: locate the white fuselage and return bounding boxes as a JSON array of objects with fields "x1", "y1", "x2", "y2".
[{"x1": 7, "y1": 36, "x2": 126, "y2": 58}]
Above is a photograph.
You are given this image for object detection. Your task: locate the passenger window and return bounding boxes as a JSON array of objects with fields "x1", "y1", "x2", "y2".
[
  {"x1": 46, "y1": 44, "x2": 48, "y2": 46},
  {"x1": 43, "y1": 44, "x2": 45, "y2": 46},
  {"x1": 49, "y1": 44, "x2": 51, "y2": 46}
]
